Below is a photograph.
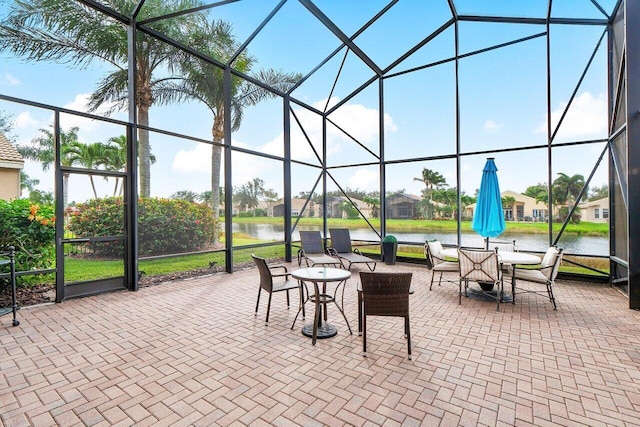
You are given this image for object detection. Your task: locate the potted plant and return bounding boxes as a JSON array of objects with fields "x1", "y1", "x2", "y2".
[{"x1": 382, "y1": 235, "x2": 398, "y2": 265}]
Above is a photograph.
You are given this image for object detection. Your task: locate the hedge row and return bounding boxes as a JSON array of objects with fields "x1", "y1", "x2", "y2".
[{"x1": 68, "y1": 197, "x2": 218, "y2": 257}]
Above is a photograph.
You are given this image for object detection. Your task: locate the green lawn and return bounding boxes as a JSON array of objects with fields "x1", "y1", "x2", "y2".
[
  {"x1": 55, "y1": 218, "x2": 608, "y2": 284},
  {"x1": 63, "y1": 244, "x2": 285, "y2": 283}
]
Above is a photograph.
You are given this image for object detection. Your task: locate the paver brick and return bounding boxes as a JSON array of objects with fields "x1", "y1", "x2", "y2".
[{"x1": 1, "y1": 263, "x2": 639, "y2": 426}]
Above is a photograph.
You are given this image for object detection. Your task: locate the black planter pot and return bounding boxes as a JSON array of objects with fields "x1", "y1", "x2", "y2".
[{"x1": 382, "y1": 241, "x2": 397, "y2": 265}]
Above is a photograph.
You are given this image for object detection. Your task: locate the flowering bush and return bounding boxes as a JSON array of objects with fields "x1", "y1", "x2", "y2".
[
  {"x1": 68, "y1": 197, "x2": 217, "y2": 257},
  {"x1": 0, "y1": 199, "x2": 56, "y2": 272}
]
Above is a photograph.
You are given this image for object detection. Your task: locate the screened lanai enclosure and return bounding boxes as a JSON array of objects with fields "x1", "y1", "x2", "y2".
[{"x1": 0, "y1": 0, "x2": 638, "y2": 308}]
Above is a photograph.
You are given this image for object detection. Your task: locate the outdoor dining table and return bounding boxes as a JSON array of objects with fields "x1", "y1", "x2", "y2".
[
  {"x1": 291, "y1": 267, "x2": 352, "y2": 345},
  {"x1": 441, "y1": 248, "x2": 542, "y2": 302},
  {"x1": 441, "y1": 248, "x2": 541, "y2": 266}
]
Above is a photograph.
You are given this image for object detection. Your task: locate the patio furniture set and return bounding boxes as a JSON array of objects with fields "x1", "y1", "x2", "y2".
[
  {"x1": 253, "y1": 229, "x2": 415, "y2": 357},
  {"x1": 427, "y1": 239, "x2": 563, "y2": 311},
  {"x1": 252, "y1": 230, "x2": 562, "y2": 360}
]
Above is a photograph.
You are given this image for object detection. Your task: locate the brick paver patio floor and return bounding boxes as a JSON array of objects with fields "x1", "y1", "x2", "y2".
[{"x1": 2, "y1": 262, "x2": 639, "y2": 426}]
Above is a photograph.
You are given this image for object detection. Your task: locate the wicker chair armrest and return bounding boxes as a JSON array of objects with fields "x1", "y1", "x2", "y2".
[{"x1": 269, "y1": 265, "x2": 289, "y2": 276}]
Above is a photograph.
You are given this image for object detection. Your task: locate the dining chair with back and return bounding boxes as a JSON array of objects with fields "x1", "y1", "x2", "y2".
[
  {"x1": 458, "y1": 248, "x2": 503, "y2": 310},
  {"x1": 358, "y1": 272, "x2": 413, "y2": 359},
  {"x1": 486, "y1": 239, "x2": 517, "y2": 252},
  {"x1": 511, "y1": 246, "x2": 563, "y2": 309},
  {"x1": 252, "y1": 254, "x2": 305, "y2": 325},
  {"x1": 425, "y1": 240, "x2": 459, "y2": 290}
]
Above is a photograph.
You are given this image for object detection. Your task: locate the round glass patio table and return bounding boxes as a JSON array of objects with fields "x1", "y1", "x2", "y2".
[{"x1": 291, "y1": 267, "x2": 351, "y2": 344}]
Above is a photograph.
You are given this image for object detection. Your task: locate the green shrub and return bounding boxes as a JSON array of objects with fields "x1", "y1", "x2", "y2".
[
  {"x1": 0, "y1": 199, "x2": 55, "y2": 273},
  {"x1": 68, "y1": 197, "x2": 217, "y2": 257}
]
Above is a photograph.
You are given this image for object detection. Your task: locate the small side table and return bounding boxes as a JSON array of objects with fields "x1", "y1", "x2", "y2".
[{"x1": 1, "y1": 246, "x2": 19, "y2": 327}]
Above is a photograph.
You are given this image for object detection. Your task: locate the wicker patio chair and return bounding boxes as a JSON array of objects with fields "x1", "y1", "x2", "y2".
[
  {"x1": 358, "y1": 272, "x2": 413, "y2": 359},
  {"x1": 298, "y1": 231, "x2": 343, "y2": 268},
  {"x1": 458, "y1": 248, "x2": 503, "y2": 310},
  {"x1": 511, "y1": 246, "x2": 563, "y2": 310},
  {"x1": 328, "y1": 228, "x2": 377, "y2": 271},
  {"x1": 425, "y1": 240, "x2": 459, "y2": 290},
  {"x1": 252, "y1": 254, "x2": 305, "y2": 325}
]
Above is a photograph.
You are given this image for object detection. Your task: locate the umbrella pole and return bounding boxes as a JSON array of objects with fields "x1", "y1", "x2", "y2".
[{"x1": 485, "y1": 237, "x2": 489, "y2": 250}]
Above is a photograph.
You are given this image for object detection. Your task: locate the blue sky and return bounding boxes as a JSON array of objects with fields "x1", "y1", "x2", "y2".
[{"x1": 0, "y1": 0, "x2": 612, "y2": 204}]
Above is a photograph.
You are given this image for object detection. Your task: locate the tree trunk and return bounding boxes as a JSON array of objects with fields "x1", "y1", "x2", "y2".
[
  {"x1": 211, "y1": 112, "x2": 224, "y2": 246},
  {"x1": 211, "y1": 144, "x2": 222, "y2": 245},
  {"x1": 138, "y1": 105, "x2": 151, "y2": 198},
  {"x1": 89, "y1": 175, "x2": 97, "y2": 198},
  {"x1": 62, "y1": 173, "x2": 69, "y2": 208}
]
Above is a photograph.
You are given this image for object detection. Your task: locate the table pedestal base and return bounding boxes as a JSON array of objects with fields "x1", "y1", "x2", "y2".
[
  {"x1": 467, "y1": 287, "x2": 513, "y2": 303},
  {"x1": 302, "y1": 323, "x2": 337, "y2": 339}
]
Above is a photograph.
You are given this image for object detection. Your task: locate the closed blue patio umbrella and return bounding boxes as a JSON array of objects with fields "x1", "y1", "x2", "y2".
[{"x1": 472, "y1": 158, "x2": 506, "y2": 242}]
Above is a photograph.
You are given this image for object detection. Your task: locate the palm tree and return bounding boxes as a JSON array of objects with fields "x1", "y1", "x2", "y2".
[
  {"x1": 20, "y1": 172, "x2": 40, "y2": 194},
  {"x1": 553, "y1": 172, "x2": 586, "y2": 223},
  {"x1": 17, "y1": 126, "x2": 81, "y2": 206},
  {"x1": 175, "y1": 19, "x2": 300, "y2": 243},
  {"x1": 101, "y1": 135, "x2": 155, "y2": 196},
  {"x1": 102, "y1": 135, "x2": 128, "y2": 196},
  {"x1": 502, "y1": 195, "x2": 516, "y2": 221},
  {"x1": 0, "y1": 0, "x2": 204, "y2": 197},
  {"x1": 414, "y1": 168, "x2": 447, "y2": 219},
  {"x1": 66, "y1": 142, "x2": 112, "y2": 198},
  {"x1": 552, "y1": 173, "x2": 587, "y2": 206}
]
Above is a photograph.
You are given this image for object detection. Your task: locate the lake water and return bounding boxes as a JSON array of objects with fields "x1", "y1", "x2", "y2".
[{"x1": 231, "y1": 223, "x2": 609, "y2": 256}]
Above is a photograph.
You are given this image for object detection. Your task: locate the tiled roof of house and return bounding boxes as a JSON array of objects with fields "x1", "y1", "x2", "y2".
[{"x1": 0, "y1": 133, "x2": 23, "y2": 163}]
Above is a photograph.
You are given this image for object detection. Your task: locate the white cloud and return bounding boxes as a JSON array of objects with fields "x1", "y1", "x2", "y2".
[
  {"x1": 171, "y1": 97, "x2": 397, "y2": 196},
  {"x1": 46, "y1": 93, "x2": 124, "y2": 140},
  {"x1": 255, "y1": 97, "x2": 397, "y2": 163},
  {"x1": 348, "y1": 168, "x2": 378, "y2": 191},
  {"x1": 484, "y1": 119, "x2": 503, "y2": 131},
  {"x1": 2, "y1": 73, "x2": 21, "y2": 86},
  {"x1": 173, "y1": 143, "x2": 211, "y2": 174},
  {"x1": 172, "y1": 140, "x2": 279, "y2": 191},
  {"x1": 14, "y1": 111, "x2": 39, "y2": 129},
  {"x1": 536, "y1": 91, "x2": 607, "y2": 139}
]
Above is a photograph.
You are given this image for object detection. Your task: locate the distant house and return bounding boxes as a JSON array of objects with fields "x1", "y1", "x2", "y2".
[
  {"x1": 326, "y1": 195, "x2": 371, "y2": 219},
  {"x1": 579, "y1": 197, "x2": 609, "y2": 223},
  {"x1": 0, "y1": 133, "x2": 24, "y2": 200},
  {"x1": 386, "y1": 193, "x2": 421, "y2": 219},
  {"x1": 465, "y1": 190, "x2": 549, "y2": 222},
  {"x1": 270, "y1": 196, "x2": 372, "y2": 219},
  {"x1": 272, "y1": 197, "x2": 319, "y2": 217}
]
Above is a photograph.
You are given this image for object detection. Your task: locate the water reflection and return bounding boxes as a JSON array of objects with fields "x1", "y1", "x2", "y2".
[{"x1": 231, "y1": 223, "x2": 608, "y2": 256}]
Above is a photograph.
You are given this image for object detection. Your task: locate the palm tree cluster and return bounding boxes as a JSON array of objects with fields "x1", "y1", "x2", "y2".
[
  {"x1": 17, "y1": 127, "x2": 133, "y2": 204},
  {"x1": 413, "y1": 168, "x2": 476, "y2": 219},
  {"x1": 0, "y1": 0, "x2": 301, "y2": 244}
]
